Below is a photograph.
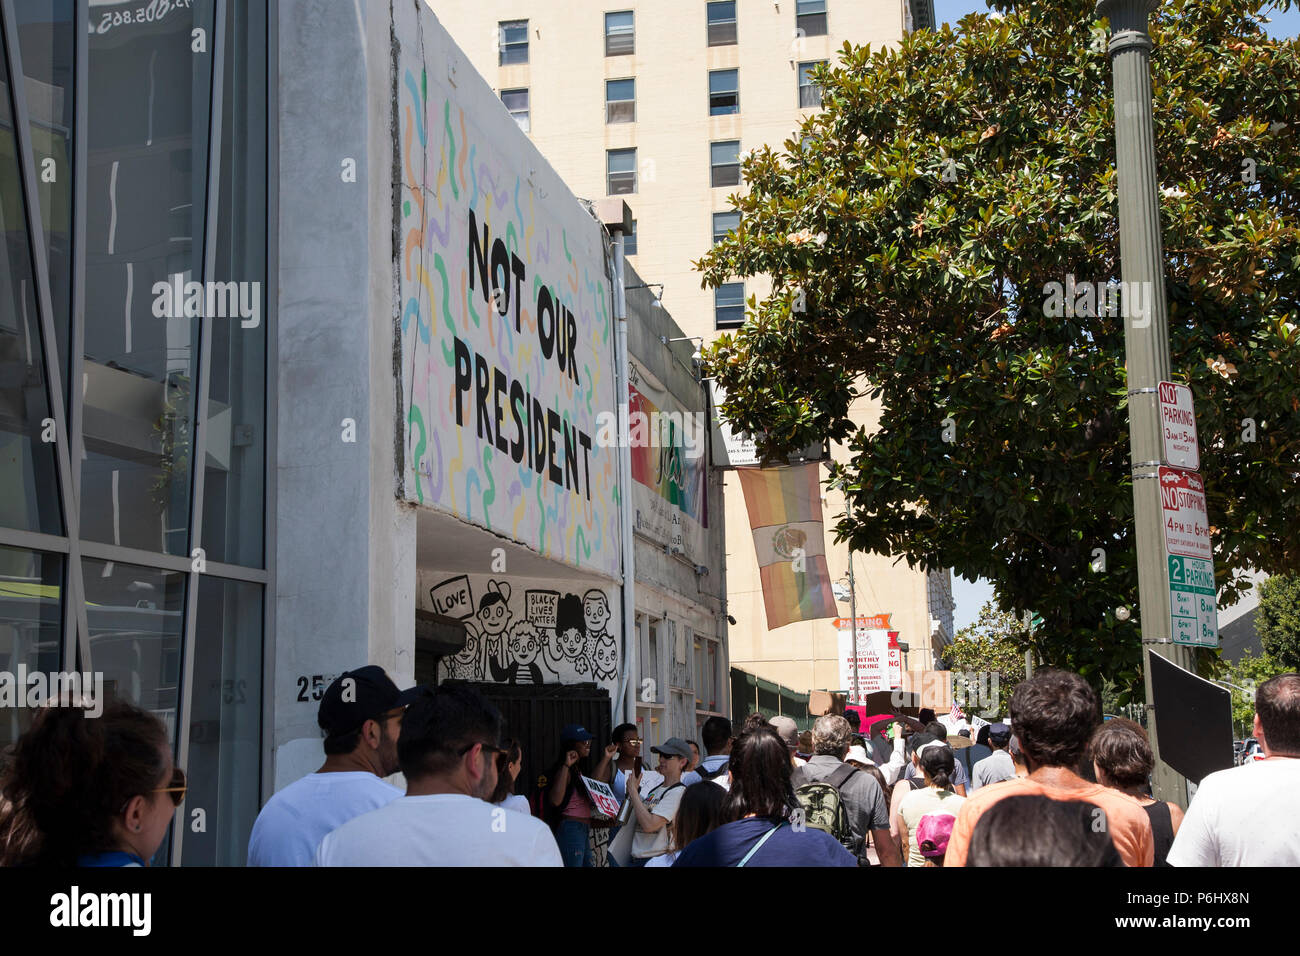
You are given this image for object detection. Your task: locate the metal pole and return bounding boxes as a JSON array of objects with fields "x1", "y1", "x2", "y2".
[
  {"x1": 848, "y1": 554, "x2": 860, "y2": 706},
  {"x1": 612, "y1": 231, "x2": 638, "y2": 725},
  {"x1": 1097, "y1": 0, "x2": 1193, "y2": 808}
]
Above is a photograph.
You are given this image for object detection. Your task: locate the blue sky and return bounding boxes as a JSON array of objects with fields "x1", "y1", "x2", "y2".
[
  {"x1": 931, "y1": 0, "x2": 1296, "y2": 631},
  {"x1": 932, "y1": 0, "x2": 1300, "y2": 38}
]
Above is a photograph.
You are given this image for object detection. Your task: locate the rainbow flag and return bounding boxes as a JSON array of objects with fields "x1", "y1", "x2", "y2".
[{"x1": 737, "y1": 463, "x2": 838, "y2": 630}]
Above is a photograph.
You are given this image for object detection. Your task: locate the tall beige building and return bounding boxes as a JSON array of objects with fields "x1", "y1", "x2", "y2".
[{"x1": 432, "y1": 0, "x2": 953, "y2": 706}]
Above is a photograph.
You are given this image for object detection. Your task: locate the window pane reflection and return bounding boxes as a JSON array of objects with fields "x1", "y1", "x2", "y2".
[
  {"x1": 80, "y1": 0, "x2": 217, "y2": 556},
  {"x1": 0, "y1": 35, "x2": 63, "y2": 536},
  {"x1": 83, "y1": 556, "x2": 186, "y2": 743},
  {"x1": 185, "y1": 576, "x2": 262, "y2": 865},
  {"x1": 202, "y1": 0, "x2": 265, "y2": 567},
  {"x1": 0, "y1": 546, "x2": 62, "y2": 751},
  {"x1": 14, "y1": 0, "x2": 75, "y2": 385}
]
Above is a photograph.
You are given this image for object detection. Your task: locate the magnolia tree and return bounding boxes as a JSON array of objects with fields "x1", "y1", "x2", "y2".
[{"x1": 698, "y1": 0, "x2": 1300, "y2": 685}]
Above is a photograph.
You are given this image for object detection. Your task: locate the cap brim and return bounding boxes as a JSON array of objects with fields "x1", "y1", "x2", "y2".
[
  {"x1": 393, "y1": 685, "x2": 427, "y2": 707},
  {"x1": 650, "y1": 746, "x2": 687, "y2": 757}
]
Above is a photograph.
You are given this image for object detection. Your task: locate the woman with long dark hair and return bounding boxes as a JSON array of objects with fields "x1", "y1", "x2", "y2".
[
  {"x1": 645, "y1": 781, "x2": 725, "y2": 867},
  {"x1": 897, "y1": 742, "x2": 966, "y2": 867},
  {"x1": 672, "y1": 725, "x2": 856, "y2": 867},
  {"x1": 543, "y1": 723, "x2": 615, "y2": 867},
  {"x1": 0, "y1": 701, "x2": 185, "y2": 867}
]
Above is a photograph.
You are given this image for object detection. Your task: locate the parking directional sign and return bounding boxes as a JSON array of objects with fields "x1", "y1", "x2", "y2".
[
  {"x1": 1159, "y1": 466, "x2": 1218, "y2": 648},
  {"x1": 1159, "y1": 381, "x2": 1200, "y2": 471}
]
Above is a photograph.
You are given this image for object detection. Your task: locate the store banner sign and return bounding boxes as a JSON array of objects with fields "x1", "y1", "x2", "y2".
[
  {"x1": 396, "y1": 1, "x2": 620, "y2": 579},
  {"x1": 836, "y1": 615, "x2": 899, "y2": 704},
  {"x1": 628, "y1": 358, "x2": 708, "y2": 563}
]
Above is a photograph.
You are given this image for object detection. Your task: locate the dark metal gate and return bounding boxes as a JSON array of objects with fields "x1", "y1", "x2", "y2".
[{"x1": 457, "y1": 681, "x2": 613, "y2": 805}]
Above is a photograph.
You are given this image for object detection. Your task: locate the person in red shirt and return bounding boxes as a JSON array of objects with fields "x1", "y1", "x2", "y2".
[{"x1": 945, "y1": 669, "x2": 1154, "y2": 867}]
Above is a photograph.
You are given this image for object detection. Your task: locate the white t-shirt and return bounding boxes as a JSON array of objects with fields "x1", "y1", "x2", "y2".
[
  {"x1": 247, "y1": 771, "x2": 402, "y2": 867},
  {"x1": 898, "y1": 786, "x2": 965, "y2": 868},
  {"x1": 497, "y1": 794, "x2": 531, "y2": 815},
  {"x1": 631, "y1": 782, "x2": 686, "y2": 859},
  {"x1": 1167, "y1": 757, "x2": 1300, "y2": 867},
  {"x1": 315, "y1": 793, "x2": 563, "y2": 866}
]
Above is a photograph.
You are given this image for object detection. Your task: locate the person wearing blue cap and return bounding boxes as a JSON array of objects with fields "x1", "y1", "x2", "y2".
[
  {"x1": 248, "y1": 666, "x2": 424, "y2": 866},
  {"x1": 970, "y1": 723, "x2": 1017, "y2": 792},
  {"x1": 542, "y1": 723, "x2": 617, "y2": 867}
]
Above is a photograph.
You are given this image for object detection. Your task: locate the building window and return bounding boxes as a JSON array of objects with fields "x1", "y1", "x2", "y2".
[
  {"x1": 626, "y1": 219, "x2": 638, "y2": 256},
  {"x1": 708, "y1": 69, "x2": 739, "y2": 116},
  {"x1": 712, "y1": 211, "x2": 739, "y2": 244},
  {"x1": 706, "y1": 1, "x2": 737, "y2": 46},
  {"x1": 607, "y1": 148, "x2": 637, "y2": 195},
  {"x1": 500, "y1": 88, "x2": 529, "y2": 132},
  {"x1": 715, "y1": 282, "x2": 745, "y2": 327},
  {"x1": 796, "y1": 0, "x2": 827, "y2": 37},
  {"x1": 695, "y1": 636, "x2": 720, "y2": 712},
  {"x1": 798, "y1": 61, "x2": 827, "y2": 108},
  {"x1": 499, "y1": 19, "x2": 528, "y2": 65},
  {"x1": 605, "y1": 77, "x2": 635, "y2": 124},
  {"x1": 710, "y1": 140, "x2": 740, "y2": 187},
  {"x1": 605, "y1": 10, "x2": 635, "y2": 56}
]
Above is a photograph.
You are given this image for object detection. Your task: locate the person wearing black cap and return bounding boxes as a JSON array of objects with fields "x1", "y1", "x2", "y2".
[
  {"x1": 316, "y1": 683, "x2": 562, "y2": 866},
  {"x1": 970, "y1": 723, "x2": 1017, "y2": 791},
  {"x1": 247, "y1": 666, "x2": 422, "y2": 866}
]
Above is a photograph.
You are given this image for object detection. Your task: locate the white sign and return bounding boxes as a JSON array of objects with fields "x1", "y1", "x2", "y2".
[
  {"x1": 837, "y1": 625, "x2": 894, "y2": 703},
  {"x1": 581, "y1": 775, "x2": 621, "y2": 818},
  {"x1": 1158, "y1": 381, "x2": 1200, "y2": 470},
  {"x1": 1158, "y1": 467, "x2": 1212, "y2": 562}
]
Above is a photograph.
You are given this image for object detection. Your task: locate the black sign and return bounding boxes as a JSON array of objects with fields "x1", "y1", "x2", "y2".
[{"x1": 1148, "y1": 653, "x2": 1234, "y2": 784}]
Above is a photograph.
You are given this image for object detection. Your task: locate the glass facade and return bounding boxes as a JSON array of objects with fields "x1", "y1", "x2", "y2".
[{"x1": 0, "y1": 0, "x2": 269, "y2": 866}]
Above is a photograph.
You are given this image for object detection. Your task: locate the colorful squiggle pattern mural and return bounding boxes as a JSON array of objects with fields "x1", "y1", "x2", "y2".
[{"x1": 396, "y1": 2, "x2": 620, "y2": 580}]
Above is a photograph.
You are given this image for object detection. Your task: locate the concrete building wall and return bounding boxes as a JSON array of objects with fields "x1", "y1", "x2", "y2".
[{"x1": 274, "y1": 0, "x2": 412, "y2": 789}]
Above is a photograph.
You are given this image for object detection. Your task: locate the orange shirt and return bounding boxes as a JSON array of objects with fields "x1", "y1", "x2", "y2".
[{"x1": 945, "y1": 772, "x2": 1155, "y2": 867}]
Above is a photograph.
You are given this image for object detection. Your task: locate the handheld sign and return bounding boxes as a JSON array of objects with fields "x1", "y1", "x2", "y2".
[{"x1": 581, "y1": 776, "x2": 621, "y2": 819}]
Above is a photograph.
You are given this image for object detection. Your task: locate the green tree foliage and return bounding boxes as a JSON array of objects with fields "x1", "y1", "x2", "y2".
[
  {"x1": 1216, "y1": 649, "x2": 1291, "y2": 731},
  {"x1": 1257, "y1": 574, "x2": 1300, "y2": 668},
  {"x1": 698, "y1": 0, "x2": 1300, "y2": 683},
  {"x1": 943, "y1": 600, "x2": 1027, "y2": 715}
]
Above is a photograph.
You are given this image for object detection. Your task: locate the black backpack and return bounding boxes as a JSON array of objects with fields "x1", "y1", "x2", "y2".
[{"x1": 694, "y1": 760, "x2": 728, "y2": 782}]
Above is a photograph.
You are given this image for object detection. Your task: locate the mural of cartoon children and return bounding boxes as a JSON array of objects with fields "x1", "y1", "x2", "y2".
[
  {"x1": 490, "y1": 621, "x2": 546, "y2": 685},
  {"x1": 441, "y1": 634, "x2": 483, "y2": 682},
  {"x1": 592, "y1": 632, "x2": 618, "y2": 683},
  {"x1": 543, "y1": 593, "x2": 590, "y2": 678},
  {"x1": 581, "y1": 590, "x2": 612, "y2": 662},
  {"x1": 472, "y1": 580, "x2": 515, "y2": 676}
]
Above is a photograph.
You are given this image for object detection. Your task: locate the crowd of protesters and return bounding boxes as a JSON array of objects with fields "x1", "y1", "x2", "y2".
[{"x1": 0, "y1": 663, "x2": 1296, "y2": 867}]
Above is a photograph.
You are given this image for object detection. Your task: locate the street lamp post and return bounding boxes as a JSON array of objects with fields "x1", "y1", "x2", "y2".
[{"x1": 1096, "y1": 0, "x2": 1195, "y2": 807}]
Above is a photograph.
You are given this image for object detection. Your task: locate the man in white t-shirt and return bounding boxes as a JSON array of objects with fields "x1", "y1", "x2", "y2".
[
  {"x1": 316, "y1": 684, "x2": 562, "y2": 866},
  {"x1": 1168, "y1": 673, "x2": 1300, "y2": 867},
  {"x1": 247, "y1": 666, "x2": 422, "y2": 866}
]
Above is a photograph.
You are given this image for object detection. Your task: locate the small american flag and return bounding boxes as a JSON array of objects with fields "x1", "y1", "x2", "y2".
[{"x1": 950, "y1": 701, "x2": 964, "y2": 722}]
